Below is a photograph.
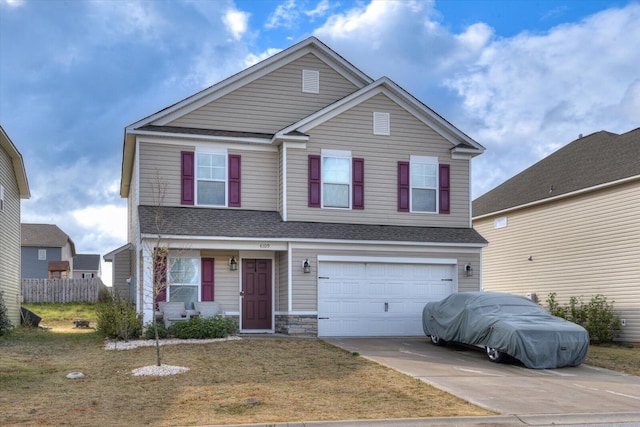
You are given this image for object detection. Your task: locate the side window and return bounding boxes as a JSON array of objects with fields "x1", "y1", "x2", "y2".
[
  {"x1": 308, "y1": 152, "x2": 364, "y2": 210},
  {"x1": 196, "y1": 153, "x2": 226, "y2": 206},
  {"x1": 38, "y1": 249, "x2": 47, "y2": 260},
  {"x1": 0, "y1": 185, "x2": 4, "y2": 211}
]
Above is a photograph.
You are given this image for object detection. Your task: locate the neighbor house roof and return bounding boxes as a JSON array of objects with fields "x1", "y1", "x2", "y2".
[
  {"x1": 0, "y1": 125, "x2": 30, "y2": 198},
  {"x1": 73, "y1": 254, "x2": 100, "y2": 271},
  {"x1": 138, "y1": 205, "x2": 488, "y2": 246},
  {"x1": 473, "y1": 128, "x2": 640, "y2": 218},
  {"x1": 21, "y1": 224, "x2": 77, "y2": 255}
]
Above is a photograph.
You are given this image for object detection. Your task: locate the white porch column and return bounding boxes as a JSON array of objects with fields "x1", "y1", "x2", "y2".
[{"x1": 140, "y1": 244, "x2": 155, "y2": 325}]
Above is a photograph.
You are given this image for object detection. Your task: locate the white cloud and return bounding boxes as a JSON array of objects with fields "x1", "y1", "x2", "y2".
[
  {"x1": 266, "y1": 0, "x2": 299, "y2": 29},
  {"x1": 2, "y1": 0, "x2": 25, "y2": 7},
  {"x1": 305, "y1": 0, "x2": 332, "y2": 19},
  {"x1": 223, "y1": 8, "x2": 250, "y2": 40}
]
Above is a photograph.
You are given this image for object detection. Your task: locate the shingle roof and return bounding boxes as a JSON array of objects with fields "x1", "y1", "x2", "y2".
[
  {"x1": 73, "y1": 254, "x2": 100, "y2": 271},
  {"x1": 473, "y1": 128, "x2": 640, "y2": 218},
  {"x1": 21, "y1": 224, "x2": 76, "y2": 254},
  {"x1": 139, "y1": 206, "x2": 487, "y2": 245}
]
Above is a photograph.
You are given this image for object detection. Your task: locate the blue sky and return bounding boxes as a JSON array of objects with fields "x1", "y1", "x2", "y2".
[{"x1": 1, "y1": 0, "x2": 638, "y2": 285}]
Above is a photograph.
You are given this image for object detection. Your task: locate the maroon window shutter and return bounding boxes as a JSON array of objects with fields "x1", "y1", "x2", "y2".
[
  {"x1": 439, "y1": 164, "x2": 450, "y2": 214},
  {"x1": 397, "y1": 161, "x2": 410, "y2": 212},
  {"x1": 352, "y1": 158, "x2": 364, "y2": 210},
  {"x1": 201, "y1": 258, "x2": 215, "y2": 302},
  {"x1": 228, "y1": 154, "x2": 241, "y2": 207},
  {"x1": 308, "y1": 155, "x2": 321, "y2": 207},
  {"x1": 181, "y1": 151, "x2": 195, "y2": 205},
  {"x1": 154, "y1": 248, "x2": 167, "y2": 304}
]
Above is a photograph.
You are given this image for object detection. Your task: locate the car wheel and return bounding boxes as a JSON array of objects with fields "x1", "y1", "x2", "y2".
[
  {"x1": 430, "y1": 335, "x2": 447, "y2": 346},
  {"x1": 486, "y1": 347, "x2": 507, "y2": 363}
]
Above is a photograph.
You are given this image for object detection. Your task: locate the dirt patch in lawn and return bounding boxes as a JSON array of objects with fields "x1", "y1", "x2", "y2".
[{"x1": 0, "y1": 328, "x2": 492, "y2": 426}]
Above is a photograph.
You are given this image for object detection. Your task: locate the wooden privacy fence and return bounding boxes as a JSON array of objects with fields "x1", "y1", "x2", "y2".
[{"x1": 22, "y1": 278, "x2": 107, "y2": 303}]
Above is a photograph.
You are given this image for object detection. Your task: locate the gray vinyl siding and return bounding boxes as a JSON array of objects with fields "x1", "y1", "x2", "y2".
[
  {"x1": 286, "y1": 93, "x2": 470, "y2": 227},
  {"x1": 167, "y1": 54, "x2": 360, "y2": 134},
  {"x1": 139, "y1": 142, "x2": 186, "y2": 206},
  {"x1": 112, "y1": 249, "x2": 132, "y2": 301},
  {"x1": 21, "y1": 247, "x2": 62, "y2": 279},
  {"x1": 138, "y1": 142, "x2": 278, "y2": 211},
  {"x1": 0, "y1": 146, "x2": 22, "y2": 326},
  {"x1": 277, "y1": 251, "x2": 288, "y2": 311},
  {"x1": 474, "y1": 180, "x2": 640, "y2": 343},
  {"x1": 291, "y1": 246, "x2": 481, "y2": 311},
  {"x1": 200, "y1": 250, "x2": 240, "y2": 314}
]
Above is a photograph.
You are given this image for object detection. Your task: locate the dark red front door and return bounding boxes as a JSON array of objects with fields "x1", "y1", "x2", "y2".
[{"x1": 242, "y1": 259, "x2": 272, "y2": 330}]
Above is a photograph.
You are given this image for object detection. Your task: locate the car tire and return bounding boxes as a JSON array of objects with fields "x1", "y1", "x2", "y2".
[
  {"x1": 430, "y1": 335, "x2": 447, "y2": 346},
  {"x1": 486, "y1": 347, "x2": 507, "y2": 363}
]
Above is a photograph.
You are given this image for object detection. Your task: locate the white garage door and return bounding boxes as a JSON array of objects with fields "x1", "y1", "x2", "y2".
[{"x1": 318, "y1": 261, "x2": 456, "y2": 337}]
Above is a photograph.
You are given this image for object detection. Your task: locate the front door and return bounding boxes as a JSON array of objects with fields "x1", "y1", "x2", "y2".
[{"x1": 241, "y1": 259, "x2": 272, "y2": 330}]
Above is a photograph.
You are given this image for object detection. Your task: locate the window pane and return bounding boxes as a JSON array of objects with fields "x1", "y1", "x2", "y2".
[
  {"x1": 197, "y1": 154, "x2": 226, "y2": 180},
  {"x1": 324, "y1": 183, "x2": 349, "y2": 208},
  {"x1": 412, "y1": 188, "x2": 436, "y2": 212},
  {"x1": 169, "y1": 258, "x2": 200, "y2": 284},
  {"x1": 169, "y1": 285, "x2": 198, "y2": 310},
  {"x1": 323, "y1": 157, "x2": 350, "y2": 183},
  {"x1": 197, "y1": 181, "x2": 225, "y2": 205},
  {"x1": 411, "y1": 163, "x2": 436, "y2": 188}
]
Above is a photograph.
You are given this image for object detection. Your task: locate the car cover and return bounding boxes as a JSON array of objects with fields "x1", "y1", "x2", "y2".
[{"x1": 422, "y1": 292, "x2": 589, "y2": 369}]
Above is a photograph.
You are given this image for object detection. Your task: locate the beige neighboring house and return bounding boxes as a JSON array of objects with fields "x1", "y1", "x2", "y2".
[
  {"x1": 112, "y1": 37, "x2": 487, "y2": 336},
  {"x1": 0, "y1": 126, "x2": 31, "y2": 327},
  {"x1": 473, "y1": 128, "x2": 640, "y2": 343}
]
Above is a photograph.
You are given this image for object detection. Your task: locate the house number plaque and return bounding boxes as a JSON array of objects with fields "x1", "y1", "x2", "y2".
[{"x1": 259, "y1": 243, "x2": 271, "y2": 249}]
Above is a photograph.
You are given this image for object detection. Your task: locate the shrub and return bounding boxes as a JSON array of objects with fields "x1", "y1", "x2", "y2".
[
  {"x1": 144, "y1": 321, "x2": 169, "y2": 339},
  {"x1": 96, "y1": 292, "x2": 142, "y2": 340},
  {"x1": 97, "y1": 287, "x2": 111, "y2": 303},
  {"x1": 546, "y1": 293, "x2": 620, "y2": 343},
  {"x1": 0, "y1": 291, "x2": 12, "y2": 336},
  {"x1": 169, "y1": 315, "x2": 238, "y2": 339}
]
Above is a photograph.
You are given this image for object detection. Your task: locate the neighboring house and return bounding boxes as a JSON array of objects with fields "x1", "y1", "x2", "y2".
[
  {"x1": 114, "y1": 37, "x2": 487, "y2": 337},
  {"x1": 0, "y1": 126, "x2": 31, "y2": 327},
  {"x1": 21, "y1": 224, "x2": 76, "y2": 279},
  {"x1": 73, "y1": 254, "x2": 101, "y2": 279},
  {"x1": 103, "y1": 243, "x2": 133, "y2": 301},
  {"x1": 473, "y1": 128, "x2": 640, "y2": 343}
]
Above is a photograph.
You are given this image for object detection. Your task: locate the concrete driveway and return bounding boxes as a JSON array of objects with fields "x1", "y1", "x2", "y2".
[{"x1": 325, "y1": 337, "x2": 640, "y2": 421}]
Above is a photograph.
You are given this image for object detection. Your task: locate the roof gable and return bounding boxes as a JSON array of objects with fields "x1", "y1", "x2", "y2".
[
  {"x1": 276, "y1": 77, "x2": 484, "y2": 153},
  {"x1": 0, "y1": 125, "x2": 30, "y2": 198},
  {"x1": 74, "y1": 254, "x2": 101, "y2": 271},
  {"x1": 21, "y1": 223, "x2": 76, "y2": 255},
  {"x1": 473, "y1": 128, "x2": 640, "y2": 218}
]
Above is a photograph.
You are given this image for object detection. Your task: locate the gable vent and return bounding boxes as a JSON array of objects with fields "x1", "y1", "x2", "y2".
[
  {"x1": 302, "y1": 69, "x2": 319, "y2": 93},
  {"x1": 373, "y1": 112, "x2": 390, "y2": 135}
]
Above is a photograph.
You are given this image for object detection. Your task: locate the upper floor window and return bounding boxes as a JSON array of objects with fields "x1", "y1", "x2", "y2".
[
  {"x1": 410, "y1": 156, "x2": 438, "y2": 213},
  {"x1": 308, "y1": 152, "x2": 364, "y2": 210},
  {"x1": 196, "y1": 153, "x2": 227, "y2": 206},
  {"x1": 38, "y1": 249, "x2": 47, "y2": 260},
  {"x1": 398, "y1": 156, "x2": 450, "y2": 214},
  {"x1": 182, "y1": 151, "x2": 241, "y2": 207},
  {"x1": 322, "y1": 151, "x2": 351, "y2": 208}
]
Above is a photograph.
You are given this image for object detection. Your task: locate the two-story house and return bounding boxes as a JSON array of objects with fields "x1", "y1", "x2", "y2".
[
  {"x1": 0, "y1": 126, "x2": 31, "y2": 327},
  {"x1": 21, "y1": 224, "x2": 76, "y2": 279},
  {"x1": 473, "y1": 128, "x2": 640, "y2": 343},
  {"x1": 115, "y1": 37, "x2": 487, "y2": 336}
]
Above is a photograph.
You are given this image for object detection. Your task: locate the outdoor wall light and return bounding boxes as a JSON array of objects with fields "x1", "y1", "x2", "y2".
[
  {"x1": 464, "y1": 264, "x2": 473, "y2": 277},
  {"x1": 303, "y1": 259, "x2": 311, "y2": 274},
  {"x1": 229, "y1": 256, "x2": 238, "y2": 271}
]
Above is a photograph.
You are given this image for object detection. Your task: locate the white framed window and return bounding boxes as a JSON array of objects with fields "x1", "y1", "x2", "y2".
[
  {"x1": 302, "y1": 69, "x2": 319, "y2": 93},
  {"x1": 410, "y1": 155, "x2": 438, "y2": 213},
  {"x1": 82, "y1": 273, "x2": 95, "y2": 279},
  {"x1": 196, "y1": 152, "x2": 226, "y2": 206},
  {"x1": 322, "y1": 149, "x2": 351, "y2": 208},
  {"x1": 168, "y1": 255, "x2": 200, "y2": 310},
  {"x1": 38, "y1": 249, "x2": 47, "y2": 260},
  {"x1": 373, "y1": 112, "x2": 390, "y2": 135}
]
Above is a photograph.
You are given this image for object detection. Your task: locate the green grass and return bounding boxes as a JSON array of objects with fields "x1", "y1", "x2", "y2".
[{"x1": 23, "y1": 303, "x2": 98, "y2": 324}]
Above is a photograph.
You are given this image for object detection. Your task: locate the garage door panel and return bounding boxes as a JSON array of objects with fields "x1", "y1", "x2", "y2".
[{"x1": 318, "y1": 261, "x2": 456, "y2": 337}]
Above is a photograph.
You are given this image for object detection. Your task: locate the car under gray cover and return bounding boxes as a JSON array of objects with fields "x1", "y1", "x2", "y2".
[{"x1": 422, "y1": 291, "x2": 589, "y2": 369}]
